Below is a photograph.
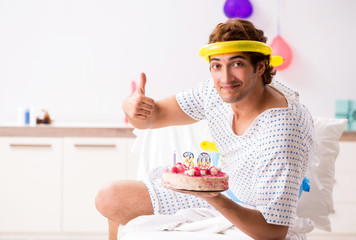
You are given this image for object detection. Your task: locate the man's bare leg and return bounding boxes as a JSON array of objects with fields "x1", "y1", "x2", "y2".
[
  {"x1": 95, "y1": 180, "x2": 154, "y2": 240},
  {"x1": 108, "y1": 219, "x2": 119, "y2": 240}
]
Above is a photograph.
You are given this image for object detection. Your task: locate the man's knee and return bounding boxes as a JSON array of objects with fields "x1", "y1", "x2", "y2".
[
  {"x1": 95, "y1": 181, "x2": 119, "y2": 217},
  {"x1": 95, "y1": 180, "x2": 153, "y2": 223}
]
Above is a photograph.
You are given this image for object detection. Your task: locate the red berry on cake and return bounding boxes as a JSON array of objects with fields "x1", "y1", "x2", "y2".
[
  {"x1": 170, "y1": 166, "x2": 178, "y2": 173},
  {"x1": 193, "y1": 167, "x2": 201, "y2": 176}
]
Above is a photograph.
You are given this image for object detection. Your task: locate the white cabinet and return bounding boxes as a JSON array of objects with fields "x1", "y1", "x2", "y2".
[
  {"x1": 0, "y1": 137, "x2": 62, "y2": 232},
  {"x1": 62, "y1": 137, "x2": 134, "y2": 232},
  {"x1": 329, "y1": 141, "x2": 356, "y2": 233},
  {"x1": 0, "y1": 136, "x2": 138, "y2": 236}
]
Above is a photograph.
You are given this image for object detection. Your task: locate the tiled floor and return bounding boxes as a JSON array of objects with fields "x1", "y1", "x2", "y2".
[{"x1": 0, "y1": 233, "x2": 107, "y2": 240}]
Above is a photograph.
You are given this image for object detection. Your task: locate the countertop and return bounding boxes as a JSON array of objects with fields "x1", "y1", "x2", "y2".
[
  {"x1": 0, "y1": 123, "x2": 355, "y2": 140},
  {"x1": 0, "y1": 123, "x2": 135, "y2": 138},
  {"x1": 339, "y1": 131, "x2": 356, "y2": 141}
]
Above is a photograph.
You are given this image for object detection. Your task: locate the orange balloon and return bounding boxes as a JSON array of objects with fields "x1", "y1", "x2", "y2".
[{"x1": 270, "y1": 35, "x2": 293, "y2": 70}]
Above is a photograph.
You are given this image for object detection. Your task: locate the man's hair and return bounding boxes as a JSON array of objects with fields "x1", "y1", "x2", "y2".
[{"x1": 208, "y1": 19, "x2": 276, "y2": 84}]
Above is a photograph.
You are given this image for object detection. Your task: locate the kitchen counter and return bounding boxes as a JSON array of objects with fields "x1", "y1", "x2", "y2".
[
  {"x1": 339, "y1": 131, "x2": 356, "y2": 141},
  {"x1": 0, "y1": 124, "x2": 355, "y2": 140},
  {"x1": 0, "y1": 124, "x2": 135, "y2": 138}
]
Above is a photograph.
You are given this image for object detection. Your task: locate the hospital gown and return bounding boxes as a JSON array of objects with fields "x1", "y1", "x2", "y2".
[{"x1": 143, "y1": 78, "x2": 315, "y2": 227}]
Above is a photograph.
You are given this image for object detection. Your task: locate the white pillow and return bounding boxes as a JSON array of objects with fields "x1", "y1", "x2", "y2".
[
  {"x1": 132, "y1": 121, "x2": 211, "y2": 180},
  {"x1": 296, "y1": 117, "x2": 347, "y2": 231}
]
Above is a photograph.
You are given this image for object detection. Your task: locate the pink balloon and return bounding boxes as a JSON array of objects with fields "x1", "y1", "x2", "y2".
[
  {"x1": 270, "y1": 35, "x2": 293, "y2": 70},
  {"x1": 131, "y1": 81, "x2": 137, "y2": 93}
]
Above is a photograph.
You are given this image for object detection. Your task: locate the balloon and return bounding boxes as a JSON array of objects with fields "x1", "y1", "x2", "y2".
[
  {"x1": 224, "y1": 0, "x2": 253, "y2": 19},
  {"x1": 199, "y1": 40, "x2": 284, "y2": 67},
  {"x1": 200, "y1": 141, "x2": 219, "y2": 152},
  {"x1": 270, "y1": 35, "x2": 293, "y2": 70},
  {"x1": 200, "y1": 141, "x2": 220, "y2": 167}
]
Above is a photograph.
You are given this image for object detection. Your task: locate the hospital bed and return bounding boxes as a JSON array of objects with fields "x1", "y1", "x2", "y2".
[{"x1": 119, "y1": 118, "x2": 348, "y2": 240}]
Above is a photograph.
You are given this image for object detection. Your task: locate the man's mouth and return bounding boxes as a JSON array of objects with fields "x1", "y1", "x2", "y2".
[{"x1": 221, "y1": 84, "x2": 241, "y2": 90}]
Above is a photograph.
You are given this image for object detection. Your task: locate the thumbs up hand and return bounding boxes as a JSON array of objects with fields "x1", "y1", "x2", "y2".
[
  {"x1": 122, "y1": 73, "x2": 155, "y2": 122},
  {"x1": 137, "y1": 72, "x2": 147, "y2": 96}
]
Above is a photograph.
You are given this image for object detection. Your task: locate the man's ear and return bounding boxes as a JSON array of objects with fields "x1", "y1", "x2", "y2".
[{"x1": 257, "y1": 61, "x2": 265, "y2": 76}]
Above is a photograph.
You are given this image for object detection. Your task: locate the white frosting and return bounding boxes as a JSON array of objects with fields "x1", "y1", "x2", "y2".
[{"x1": 185, "y1": 169, "x2": 195, "y2": 176}]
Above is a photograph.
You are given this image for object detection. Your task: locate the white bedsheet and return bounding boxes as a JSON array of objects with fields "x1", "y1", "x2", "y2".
[
  {"x1": 120, "y1": 231, "x2": 243, "y2": 240},
  {"x1": 119, "y1": 208, "x2": 314, "y2": 240}
]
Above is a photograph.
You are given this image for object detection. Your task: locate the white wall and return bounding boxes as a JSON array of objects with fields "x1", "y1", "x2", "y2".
[{"x1": 0, "y1": 0, "x2": 355, "y2": 124}]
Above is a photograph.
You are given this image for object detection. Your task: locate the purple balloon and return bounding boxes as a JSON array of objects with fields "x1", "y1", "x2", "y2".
[{"x1": 224, "y1": 0, "x2": 253, "y2": 19}]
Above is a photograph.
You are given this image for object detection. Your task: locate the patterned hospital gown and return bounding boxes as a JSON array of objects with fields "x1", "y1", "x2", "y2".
[{"x1": 143, "y1": 78, "x2": 315, "y2": 227}]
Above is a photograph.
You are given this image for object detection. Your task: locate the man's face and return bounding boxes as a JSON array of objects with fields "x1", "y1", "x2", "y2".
[{"x1": 209, "y1": 52, "x2": 262, "y2": 104}]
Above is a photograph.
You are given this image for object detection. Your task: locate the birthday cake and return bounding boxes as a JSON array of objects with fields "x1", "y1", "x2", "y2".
[{"x1": 161, "y1": 152, "x2": 229, "y2": 192}]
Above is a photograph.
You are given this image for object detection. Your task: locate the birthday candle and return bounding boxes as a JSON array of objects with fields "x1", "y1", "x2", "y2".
[{"x1": 173, "y1": 150, "x2": 176, "y2": 165}]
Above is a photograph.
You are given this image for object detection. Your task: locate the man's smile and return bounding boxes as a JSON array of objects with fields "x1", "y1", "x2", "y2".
[{"x1": 221, "y1": 84, "x2": 241, "y2": 90}]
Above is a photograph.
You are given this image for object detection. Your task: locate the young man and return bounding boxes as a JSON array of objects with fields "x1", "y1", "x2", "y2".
[{"x1": 95, "y1": 19, "x2": 315, "y2": 240}]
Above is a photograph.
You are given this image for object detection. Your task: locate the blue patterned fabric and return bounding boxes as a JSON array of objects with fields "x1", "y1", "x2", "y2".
[
  {"x1": 143, "y1": 166, "x2": 215, "y2": 215},
  {"x1": 143, "y1": 78, "x2": 315, "y2": 227}
]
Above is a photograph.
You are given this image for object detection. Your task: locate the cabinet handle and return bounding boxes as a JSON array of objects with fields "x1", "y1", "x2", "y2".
[
  {"x1": 74, "y1": 144, "x2": 116, "y2": 148},
  {"x1": 10, "y1": 144, "x2": 52, "y2": 148}
]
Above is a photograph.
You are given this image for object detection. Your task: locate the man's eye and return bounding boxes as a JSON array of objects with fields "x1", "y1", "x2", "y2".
[
  {"x1": 211, "y1": 64, "x2": 220, "y2": 69},
  {"x1": 233, "y1": 62, "x2": 244, "y2": 67}
]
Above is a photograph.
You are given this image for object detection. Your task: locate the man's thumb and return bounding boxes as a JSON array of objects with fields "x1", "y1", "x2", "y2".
[{"x1": 138, "y1": 72, "x2": 147, "y2": 95}]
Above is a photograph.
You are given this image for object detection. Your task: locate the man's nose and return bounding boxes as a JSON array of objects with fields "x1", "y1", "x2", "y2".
[{"x1": 222, "y1": 67, "x2": 234, "y2": 83}]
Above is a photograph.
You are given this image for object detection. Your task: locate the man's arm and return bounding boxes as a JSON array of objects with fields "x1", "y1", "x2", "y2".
[
  {"x1": 196, "y1": 192, "x2": 289, "y2": 240},
  {"x1": 122, "y1": 73, "x2": 197, "y2": 129}
]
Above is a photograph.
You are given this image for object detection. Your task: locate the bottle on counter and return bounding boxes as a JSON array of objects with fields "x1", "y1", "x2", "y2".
[
  {"x1": 25, "y1": 108, "x2": 30, "y2": 125},
  {"x1": 29, "y1": 107, "x2": 37, "y2": 126},
  {"x1": 36, "y1": 109, "x2": 52, "y2": 124}
]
